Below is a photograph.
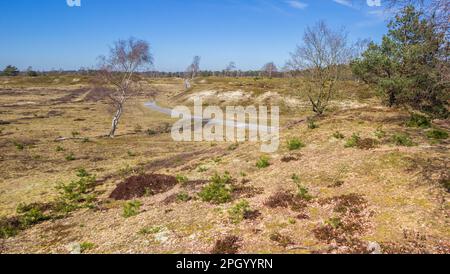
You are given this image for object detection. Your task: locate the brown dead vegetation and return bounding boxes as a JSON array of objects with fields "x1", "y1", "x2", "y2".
[{"x1": 109, "y1": 174, "x2": 178, "y2": 200}]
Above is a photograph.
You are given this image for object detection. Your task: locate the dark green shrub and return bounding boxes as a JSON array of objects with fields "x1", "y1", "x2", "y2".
[
  {"x1": 199, "y1": 173, "x2": 233, "y2": 204},
  {"x1": 176, "y1": 192, "x2": 191, "y2": 202},
  {"x1": 55, "y1": 168, "x2": 96, "y2": 213},
  {"x1": 426, "y1": 129, "x2": 448, "y2": 140},
  {"x1": 13, "y1": 141, "x2": 25, "y2": 150},
  {"x1": 228, "y1": 200, "x2": 251, "y2": 224},
  {"x1": 292, "y1": 174, "x2": 313, "y2": 201},
  {"x1": 123, "y1": 200, "x2": 142, "y2": 218},
  {"x1": 65, "y1": 152, "x2": 76, "y2": 161},
  {"x1": 406, "y1": 113, "x2": 431, "y2": 129},
  {"x1": 344, "y1": 133, "x2": 361, "y2": 148},
  {"x1": 287, "y1": 138, "x2": 305, "y2": 151},
  {"x1": 175, "y1": 174, "x2": 189, "y2": 184},
  {"x1": 16, "y1": 204, "x2": 49, "y2": 227},
  {"x1": 392, "y1": 133, "x2": 414, "y2": 147},
  {"x1": 374, "y1": 127, "x2": 386, "y2": 139},
  {"x1": 307, "y1": 118, "x2": 318, "y2": 129}
]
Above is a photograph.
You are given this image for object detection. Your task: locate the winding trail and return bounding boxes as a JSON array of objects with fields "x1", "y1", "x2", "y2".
[{"x1": 144, "y1": 101, "x2": 278, "y2": 133}]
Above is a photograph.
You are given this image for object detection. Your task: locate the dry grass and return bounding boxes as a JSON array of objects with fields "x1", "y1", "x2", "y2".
[{"x1": 0, "y1": 76, "x2": 448, "y2": 254}]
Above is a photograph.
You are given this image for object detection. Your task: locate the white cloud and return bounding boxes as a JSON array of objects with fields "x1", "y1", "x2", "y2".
[
  {"x1": 286, "y1": 1, "x2": 308, "y2": 10},
  {"x1": 333, "y1": 0, "x2": 353, "y2": 7},
  {"x1": 366, "y1": 0, "x2": 381, "y2": 7}
]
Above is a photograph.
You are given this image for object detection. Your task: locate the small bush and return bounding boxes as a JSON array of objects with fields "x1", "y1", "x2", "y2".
[
  {"x1": 55, "y1": 168, "x2": 96, "y2": 213},
  {"x1": 307, "y1": 118, "x2": 318, "y2": 129},
  {"x1": 292, "y1": 174, "x2": 313, "y2": 201},
  {"x1": 0, "y1": 218, "x2": 20, "y2": 238},
  {"x1": 197, "y1": 166, "x2": 208, "y2": 172},
  {"x1": 80, "y1": 242, "x2": 95, "y2": 253},
  {"x1": 426, "y1": 129, "x2": 448, "y2": 140},
  {"x1": 406, "y1": 113, "x2": 431, "y2": 129},
  {"x1": 56, "y1": 146, "x2": 65, "y2": 152},
  {"x1": 1, "y1": 203, "x2": 51, "y2": 238},
  {"x1": 374, "y1": 127, "x2": 386, "y2": 139},
  {"x1": 228, "y1": 200, "x2": 251, "y2": 224},
  {"x1": 16, "y1": 205, "x2": 49, "y2": 227},
  {"x1": 175, "y1": 174, "x2": 189, "y2": 184},
  {"x1": 287, "y1": 138, "x2": 305, "y2": 151},
  {"x1": 176, "y1": 192, "x2": 191, "y2": 202},
  {"x1": 344, "y1": 133, "x2": 361, "y2": 148},
  {"x1": 325, "y1": 217, "x2": 343, "y2": 229},
  {"x1": 81, "y1": 137, "x2": 90, "y2": 143},
  {"x1": 256, "y1": 156, "x2": 270, "y2": 169},
  {"x1": 392, "y1": 133, "x2": 414, "y2": 147},
  {"x1": 199, "y1": 173, "x2": 233, "y2": 204},
  {"x1": 269, "y1": 232, "x2": 293, "y2": 248},
  {"x1": 13, "y1": 141, "x2": 25, "y2": 150},
  {"x1": 65, "y1": 152, "x2": 76, "y2": 161},
  {"x1": 333, "y1": 131, "x2": 345, "y2": 139},
  {"x1": 71, "y1": 131, "x2": 81, "y2": 137},
  {"x1": 122, "y1": 200, "x2": 142, "y2": 218}
]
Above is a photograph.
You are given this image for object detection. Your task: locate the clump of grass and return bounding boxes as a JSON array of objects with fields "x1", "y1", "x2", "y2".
[
  {"x1": 54, "y1": 168, "x2": 96, "y2": 213},
  {"x1": 139, "y1": 226, "x2": 162, "y2": 235},
  {"x1": 287, "y1": 138, "x2": 305, "y2": 151},
  {"x1": 199, "y1": 172, "x2": 233, "y2": 204},
  {"x1": 392, "y1": 133, "x2": 415, "y2": 147},
  {"x1": 65, "y1": 152, "x2": 76, "y2": 161},
  {"x1": 71, "y1": 131, "x2": 81, "y2": 137},
  {"x1": 269, "y1": 232, "x2": 293, "y2": 248},
  {"x1": 118, "y1": 164, "x2": 133, "y2": 178},
  {"x1": 406, "y1": 113, "x2": 431, "y2": 128},
  {"x1": 292, "y1": 174, "x2": 313, "y2": 201},
  {"x1": 307, "y1": 118, "x2": 318, "y2": 129},
  {"x1": 122, "y1": 200, "x2": 142, "y2": 218},
  {"x1": 325, "y1": 217, "x2": 343, "y2": 229},
  {"x1": 175, "y1": 174, "x2": 189, "y2": 185},
  {"x1": 13, "y1": 141, "x2": 25, "y2": 150},
  {"x1": 176, "y1": 192, "x2": 191, "y2": 202},
  {"x1": 228, "y1": 200, "x2": 251, "y2": 224},
  {"x1": 81, "y1": 137, "x2": 90, "y2": 143},
  {"x1": 80, "y1": 242, "x2": 95, "y2": 253},
  {"x1": 374, "y1": 127, "x2": 386, "y2": 139},
  {"x1": 197, "y1": 166, "x2": 208, "y2": 172},
  {"x1": 256, "y1": 155, "x2": 270, "y2": 169},
  {"x1": 127, "y1": 150, "x2": 136, "y2": 157},
  {"x1": 333, "y1": 131, "x2": 345, "y2": 139},
  {"x1": 56, "y1": 145, "x2": 65, "y2": 152},
  {"x1": 344, "y1": 133, "x2": 361, "y2": 148},
  {"x1": 426, "y1": 129, "x2": 448, "y2": 140}
]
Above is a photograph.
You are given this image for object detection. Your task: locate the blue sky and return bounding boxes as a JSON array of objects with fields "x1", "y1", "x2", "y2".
[{"x1": 0, "y1": 0, "x2": 391, "y2": 72}]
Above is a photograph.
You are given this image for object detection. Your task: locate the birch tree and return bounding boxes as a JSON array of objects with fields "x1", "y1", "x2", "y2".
[
  {"x1": 98, "y1": 38, "x2": 152, "y2": 137},
  {"x1": 289, "y1": 21, "x2": 352, "y2": 115}
]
